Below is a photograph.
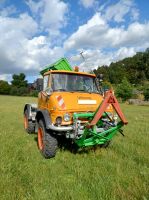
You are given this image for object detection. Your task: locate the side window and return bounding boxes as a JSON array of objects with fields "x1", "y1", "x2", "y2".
[{"x1": 43, "y1": 75, "x2": 49, "y2": 91}]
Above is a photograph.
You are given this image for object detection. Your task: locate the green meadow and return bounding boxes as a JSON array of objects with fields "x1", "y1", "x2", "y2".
[{"x1": 0, "y1": 95, "x2": 148, "y2": 200}]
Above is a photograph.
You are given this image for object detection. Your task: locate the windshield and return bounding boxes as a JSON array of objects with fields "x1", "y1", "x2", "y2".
[{"x1": 51, "y1": 73, "x2": 98, "y2": 93}]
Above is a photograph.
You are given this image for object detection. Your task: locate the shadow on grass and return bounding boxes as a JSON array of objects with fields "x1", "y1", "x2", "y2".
[
  {"x1": 33, "y1": 135, "x2": 95, "y2": 155},
  {"x1": 57, "y1": 136, "x2": 91, "y2": 155},
  {"x1": 56, "y1": 135, "x2": 109, "y2": 155},
  {"x1": 33, "y1": 134, "x2": 110, "y2": 155}
]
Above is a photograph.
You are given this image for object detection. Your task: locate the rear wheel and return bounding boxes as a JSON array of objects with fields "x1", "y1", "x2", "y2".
[
  {"x1": 24, "y1": 110, "x2": 35, "y2": 134},
  {"x1": 38, "y1": 120, "x2": 58, "y2": 158}
]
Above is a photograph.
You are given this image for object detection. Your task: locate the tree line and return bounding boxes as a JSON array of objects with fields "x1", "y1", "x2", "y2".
[
  {"x1": 93, "y1": 48, "x2": 149, "y2": 101},
  {"x1": 0, "y1": 73, "x2": 38, "y2": 96},
  {"x1": 94, "y1": 48, "x2": 149, "y2": 85}
]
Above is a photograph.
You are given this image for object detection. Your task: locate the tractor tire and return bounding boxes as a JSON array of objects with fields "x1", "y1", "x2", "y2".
[
  {"x1": 24, "y1": 110, "x2": 35, "y2": 134},
  {"x1": 38, "y1": 120, "x2": 58, "y2": 158}
]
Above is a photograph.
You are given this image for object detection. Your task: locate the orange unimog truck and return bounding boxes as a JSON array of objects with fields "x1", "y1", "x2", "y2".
[{"x1": 24, "y1": 58, "x2": 128, "y2": 158}]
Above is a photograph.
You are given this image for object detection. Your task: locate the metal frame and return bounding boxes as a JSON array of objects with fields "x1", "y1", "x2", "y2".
[{"x1": 73, "y1": 90, "x2": 128, "y2": 147}]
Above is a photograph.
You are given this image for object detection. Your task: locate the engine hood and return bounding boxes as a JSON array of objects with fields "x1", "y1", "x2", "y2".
[
  {"x1": 50, "y1": 92, "x2": 103, "y2": 113},
  {"x1": 47, "y1": 91, "x2": 113, "y2": 125}
]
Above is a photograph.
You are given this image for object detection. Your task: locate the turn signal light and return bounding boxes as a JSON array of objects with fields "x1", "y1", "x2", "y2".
[{"x1": 74, "y1": 66, "x2": 79, "y2": 72}]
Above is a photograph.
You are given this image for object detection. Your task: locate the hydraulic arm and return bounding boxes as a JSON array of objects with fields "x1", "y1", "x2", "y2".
[{"x1": 74, "y1": 90, "x2": 128, "y2": 147}]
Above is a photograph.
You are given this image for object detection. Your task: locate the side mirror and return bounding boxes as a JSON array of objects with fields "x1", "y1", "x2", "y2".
[
  {"x1": 96, "y1": 74, "x2": 104, "y2": 95},
  {"x1": 97, "y1": 74, "x2": 104, "y2": 82},
  {"x1": 45, "y1": 88, "x2": 53, "y2": 96}
]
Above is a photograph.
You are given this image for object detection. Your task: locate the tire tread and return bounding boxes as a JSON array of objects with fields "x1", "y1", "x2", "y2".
[
  {"x1": 38, "y1": 120, "x2": 58, "y2": 158},
  {"x1": 24, "y1": 110, "x2": 35, "y2": 134}
]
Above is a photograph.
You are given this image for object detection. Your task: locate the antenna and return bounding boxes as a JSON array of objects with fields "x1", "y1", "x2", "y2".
[
  {"x1": 80, "y1": 51, "x2": 85, "y2": 61},
  {"x1": 67, "y1": 51, "x2": 86, "y2": 72}
]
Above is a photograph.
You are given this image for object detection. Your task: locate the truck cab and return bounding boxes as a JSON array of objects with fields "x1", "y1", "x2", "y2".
[{"x1": 38, "y1": 70, "x2": 112, "y2": 126}]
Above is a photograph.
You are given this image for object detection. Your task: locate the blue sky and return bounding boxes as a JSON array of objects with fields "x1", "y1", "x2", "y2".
[{"x1": 0, "y1": 0, "x2": 149, "y2": 83}]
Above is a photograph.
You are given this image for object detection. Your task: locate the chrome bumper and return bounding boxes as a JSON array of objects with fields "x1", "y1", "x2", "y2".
[{"x1": 47, "y1": 124, "x2": 73, "y2": 132}]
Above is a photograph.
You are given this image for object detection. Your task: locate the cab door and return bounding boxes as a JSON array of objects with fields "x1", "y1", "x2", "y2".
[{"x1": 38, "y1": 74, "x2": 51, "y2": 109}]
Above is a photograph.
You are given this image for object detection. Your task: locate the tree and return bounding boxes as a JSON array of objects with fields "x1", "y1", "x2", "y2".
[
  {"x1": 11, "y1": 73, "x2": 28, "y2": 88},
  {"x1": 144, "y1": 88, "x2": 149, "y2": 100},
  {"x1": 0, "y1": 80, "x2": 11, "y2": 94},
  {"x1": 143, "y1": 82, "x2": 149, "y2": 101},
  {"x1": 94, "y1": 48, "x2": 149, "y2": 85},
  {"x1": 116, "y1": 78, "x2": 133, "y2": 101},
  {"x1": 10, "y1": 86, "x2": 29, "y2": 96},
  {"x1": 102, "y1": 81, "x2": 112, "y2": 92}
]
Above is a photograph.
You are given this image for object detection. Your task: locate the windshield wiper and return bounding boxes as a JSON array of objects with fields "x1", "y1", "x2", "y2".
[
  {"x1": 54, "y1": 88, "x2": 66, "y2": 91},
  {"x1": 73, "y1": 89, "x2": 86, "y2": 91}
]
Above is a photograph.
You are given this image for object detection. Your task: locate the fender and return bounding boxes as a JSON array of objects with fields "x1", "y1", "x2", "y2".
[
  {"x1": 24, "y1": 104, "x2": 37, "y2": 120},
  {"x1": 35, "y1": 110, "x2": 73, "y2": 133},
  {"x1": 35, "y1": 109, "x2": 52, "y2": 130}
]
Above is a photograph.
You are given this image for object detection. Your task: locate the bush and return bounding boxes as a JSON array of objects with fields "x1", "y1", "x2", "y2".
[
  {"x1": 102, "y1": 81, "x2": 112, "y2": 91},
  {"x1": 10, "y1": 86, "x2": 28, "y2": 96},
  {"x1": 116, "y1": 78, "x2": 133, "y2": 101},
  {"x1": 0, "y1": 80, "x2": 11, "y2": 94},
  {"x1": 144, "y1": 88, "x2": 149, "y2": 100},
  {"x1": 9, "y1": 86, "x2": 18, "y2": 96},
  {"x1": 18, "y1": 87, "x2": 28, "y2": 96},
  {"x1": 140, "y1": 82, "x2": 149, "y2": 101},
  {"x1": 29, "y1": 90, "x2": 38, "y2": 97}
]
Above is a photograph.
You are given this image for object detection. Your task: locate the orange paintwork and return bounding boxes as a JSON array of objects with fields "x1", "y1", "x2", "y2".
[
  {"x1": 38, "y1": 127, "x2": 44, "y2": 150},
  {"x1": 38, "y1": 71, "x2": 113, "y2": 125},
  {"x1": 24, "y1": 115, "x2": 28, "y2": 129},
  {"x1": 44, "y1": 70, "x2": 96, "y2": 77}
]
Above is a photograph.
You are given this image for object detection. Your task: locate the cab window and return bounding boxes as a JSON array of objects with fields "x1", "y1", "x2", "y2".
[{"x1": 43, "y1": 75, "x2": 49, "y2": 91}]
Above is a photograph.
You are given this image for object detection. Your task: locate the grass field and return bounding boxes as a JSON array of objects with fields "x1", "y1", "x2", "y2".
[{"x1": 0, "y1": 95, "x2": 149, "y2": 200}]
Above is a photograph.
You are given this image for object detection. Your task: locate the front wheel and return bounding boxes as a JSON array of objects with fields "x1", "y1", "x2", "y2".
[{"x1": 38, "y1": 120, "x2": 58, "y2": 158}]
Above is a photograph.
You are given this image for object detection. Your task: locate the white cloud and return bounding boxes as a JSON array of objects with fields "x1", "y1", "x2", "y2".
[
  {"x1": 69, "y1": 47, "x2": 136, "y2": 71},
  {"x1": 64, "y1": 12, "x2": 149, "y2": 50},
  {"x1": 103, "y1": 0, "x2": 139, "y2": 23},
  {"x1": 26, "y1": 0, "x2": 68, "y2": 32},
  {"x1": 41, "y1": 0, "x2": 68, "y2": 30},
  {"x1": 115, "y1": 47, "x2": 136, "y2": 60},
  {"x1": 64, "y1": 8, "x2": 149, "y2": 70},
  {"x1": 80, "y1": 0, "x2": 96, "y2": 8},
  {"x1": 0, "y1": 0, "x2": 68, "y2": 79},
  {"x1": 64, "y1": 13, "x2": 107, "y2": 50},
  {"x1": 0, "y1": 14, "x2": 64, "y2": 76},
  {"x1": 119, "y1": 22, "x2": 149, "y2": 47},
  {"x1": 77, "y1": 49, "x2": 114, "y2": 70},
  {"x1": 26, "y1": 0, "x2": 43, "y2": 14},
  {"x1": 0, "y1": 13, "x2": 38, "y2": 38},
  {"x1": 131, "y1": 7, "x2": 139, "y2": 21},
  {"x1": 26, "y1": 0, "x2": 68, "y2": 47},
  {"x1": 0, "y1": 74, "x2": 12, "y2": 82}
]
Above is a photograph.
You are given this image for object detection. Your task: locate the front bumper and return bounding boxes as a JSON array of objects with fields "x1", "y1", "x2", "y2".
[{"x1": 47, "y1": 124, "x2": 73, "y2": 132}]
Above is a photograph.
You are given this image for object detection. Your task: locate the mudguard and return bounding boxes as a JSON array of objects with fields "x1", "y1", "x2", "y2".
[
  {"x1": 35, "y1": 109, "x2": 52, "y2": 130},
  {"x1": 24, "y1": 103, "x2": 37, "y2": 121}
]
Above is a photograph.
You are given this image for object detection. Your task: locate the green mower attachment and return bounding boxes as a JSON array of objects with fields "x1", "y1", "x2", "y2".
[{"x1": 73, "y1": 90, "x2": 128, "y2": 148}]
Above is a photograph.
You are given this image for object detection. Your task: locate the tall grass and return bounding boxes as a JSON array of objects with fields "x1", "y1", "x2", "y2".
[{"x1": 0, "y1": 95, "x2": 148, "y2": 200}]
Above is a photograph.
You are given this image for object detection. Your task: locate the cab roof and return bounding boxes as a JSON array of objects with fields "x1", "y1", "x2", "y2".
[{"x1": 44, "y1": 70, "x2": 96, "y2": 78}]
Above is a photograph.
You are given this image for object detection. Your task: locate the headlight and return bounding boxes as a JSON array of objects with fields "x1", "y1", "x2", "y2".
[
  {"x1": 56, "y1": 117, "x2": 62, "y2": 125},
  {"x1": 64, "y1": 113, "x2": 71, "y2": 122}
]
